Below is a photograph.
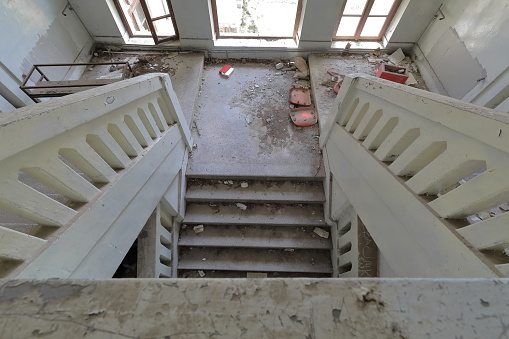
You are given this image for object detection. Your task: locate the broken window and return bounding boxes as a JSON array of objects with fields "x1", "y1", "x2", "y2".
[
  {"x1": 113, "y1": 0, "x2": 178, "y2": 44},
  {"x1": 211, "y1": 0, "x2": 303, "y2": 39},
  {"x1": 334, "y1": 0, "x2": 401, "y2": 40}
]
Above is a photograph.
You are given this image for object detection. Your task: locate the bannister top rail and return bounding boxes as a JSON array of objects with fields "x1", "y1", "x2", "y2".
[{"x1": 321, "y1": 74, "x2": 509, "y2": 153}]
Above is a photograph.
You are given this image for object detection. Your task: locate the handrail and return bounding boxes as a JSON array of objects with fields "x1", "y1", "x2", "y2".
[
  {"x1": 0, "y1": 73, "x2": 192, "y2": 278},
  {"x1": 321, "y1": 74, "x2": 509, "y2": 277}
]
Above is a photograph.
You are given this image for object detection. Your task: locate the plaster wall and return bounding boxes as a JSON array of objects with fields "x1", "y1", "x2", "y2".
[
  {"x1": 69, "y1": 0, "x2": 128, "y2": 44},
  {"x1": 415, "y1": 0, "x2": 509, "y2": 111},
  {"x1": 0, "y1": 0, "x2": 93, "y2": 107}
]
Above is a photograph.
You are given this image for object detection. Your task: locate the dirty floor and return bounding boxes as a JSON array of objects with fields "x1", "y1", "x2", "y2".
[{"x1": 186, "y1": 61, "x2": 324, "y2": 179}]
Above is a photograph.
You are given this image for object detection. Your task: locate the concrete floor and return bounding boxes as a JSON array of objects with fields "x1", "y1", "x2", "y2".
[
  {"x1": 308, "y1": 53, "x2": 428, "y2": 133},
  {"x1": 187, "y1": 62, "x2": 324, "y2": 180}
]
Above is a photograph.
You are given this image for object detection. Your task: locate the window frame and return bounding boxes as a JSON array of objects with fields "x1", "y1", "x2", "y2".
[
  {"x1": 210, "y1": 0, "x2": 303, "y2": 40},
  {"x1": 113, "y1": 0, "x2": 179, "y2": 44},
  {"x1": 333, "y1": 0, "x2": 401, "y2": 41}
]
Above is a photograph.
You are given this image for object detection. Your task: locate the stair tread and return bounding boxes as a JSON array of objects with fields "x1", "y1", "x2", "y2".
[
  {"x1": 183, "y1": 203, "x2": 326, "y2": 226},
  {"x1": 186, "y1": 180, "x2": 325, "y2": 203},
  {"x1": 179, "y1": 225, "x2": 331, "y2": 249},
  {"x1": 178, "y1": 247, "x2": 332, "y2": 274}
]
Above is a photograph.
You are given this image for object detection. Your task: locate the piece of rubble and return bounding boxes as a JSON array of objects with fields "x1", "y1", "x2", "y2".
[
  {"x1": 241, "y1": 182, "x2": 249, "y2": 188},
  {"x1": 292, "y1": 56, "x2": 309, "y2": 79},
  {"x1": 405, "y1": 73, "x2": 418, "y2": 86},
  {"x1": 275, "y1": 62, "x2": 284, "y2": 70},
  {"x1": 388, "y1": 48, "x2": 405, "y2": 64},
  {"x1": 500, "y1": 203, "x2": 509, "y2": 212},
  {"x1": 477, "y1": 212, "x2": 491, "y2": 220},
  {"x1": 193, "y1": 225, "x2": 204, "y2": 233},
  {"x1": 198, "y1": 270, "x2": 206, "y2": 277},
  {"x1": 313, "y1": 227, "x2": 329, "y2": 238},
  {"x1": 236, "y1": 203, "x2": 247, "y2": 210}
]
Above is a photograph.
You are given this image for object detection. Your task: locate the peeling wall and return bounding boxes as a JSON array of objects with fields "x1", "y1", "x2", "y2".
[
  {"x1": 0, "y1": 0, "x2": 93, "y2": 107},
  {"x1": 415, "y1": 0, "x2": 509, "y2": 111}
]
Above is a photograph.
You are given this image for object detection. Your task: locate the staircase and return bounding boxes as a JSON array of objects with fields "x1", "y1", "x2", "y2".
[{"x1": 178, "y1": 178, "x2": 332, "y2": 278}]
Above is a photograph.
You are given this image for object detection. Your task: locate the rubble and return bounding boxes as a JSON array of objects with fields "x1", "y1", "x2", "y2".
[
  {"x1": 198, "y1": 270, "x2": 206, "y2": 277},
  {"x1": 313, "y1": 227, "x2": 329, "y2": 238},
  {"x1": 292, "y1": 56, "x2": 309, "y2": 79},
  {"x1": 193, "y1": 225, "x2": 204, "y2": 233},
  {"x1": 388, "y1": 48, "x2": 406, "y2": 64},
  {"x1": 241, "y1": 182, "x2": 249, "y2": 188},
  {"x1": 236, "y1": 203, "x2": 247, "y2": 210}
]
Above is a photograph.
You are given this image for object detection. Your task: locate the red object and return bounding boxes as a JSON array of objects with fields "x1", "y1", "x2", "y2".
[
  {"x1": 289, "y1": 87, "x2": 312, "y2": 106},
  {"x1": 290, "y1": 107, "x2": 317, "y2": 127},
  {"x1": 333, "y1": 79, "x2": 344, "y2": 94},
  {"x1": 376, "y1": 63, "x2": 409, "y2": 84},
  {"x1": 219, "y1": 65, "x2": 232, "y2": 74}
]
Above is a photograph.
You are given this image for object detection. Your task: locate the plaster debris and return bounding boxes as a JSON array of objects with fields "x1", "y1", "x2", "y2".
[
  {"x1": 194, "y1": 225, "x2": 204, "y2": 233},
  {"x1": 224, "y1": 180, "x2": 234, "y2": 185},
  {"x1": 477, "y1": 212, "x2": 491, "y2": 220},
  {"x1": 275, "y1": 62, "x2": 285, "y2": 70},
  {"x1": 503, "y1": 247, "x2": 509, "y2": 257},
  {"x1": 313, "y1": 227, "x2": 329, "y2": 238},
  {"x1": 284, "y1": 248, "x2": 295, "y2": 252},
  {"x1": 500, "y1": 203, "x2": 509, "y2": 211},
  {"x1": 292, "y1": 57, "x2": 310, "y2": 79},
  {"x1": 241, "y1": 182, "x2": 249, "y2": 188},
  {"x1": 236, "y1": 203, "x2": 247, "y2": 210},
  {"x1": 405, "y1": 73, "x2": 418, "y2": 86},
  {"x1": 198, "y1": 270, "x2": 206, "y2": 277},
  {"x1": 388, "y1": 48, "x2": 406, "y2": 64}
]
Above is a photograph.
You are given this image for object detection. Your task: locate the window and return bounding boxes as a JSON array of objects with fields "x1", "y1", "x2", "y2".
[
  {"x1": 114, "y1": 0, "x2": 178, "y2": 44},
  {"x1": 211, "y1": 0, "x2": 303, "y2": 39},
  {"x1": 334, "y1": 0, "x2": 401, "y2": 40}
]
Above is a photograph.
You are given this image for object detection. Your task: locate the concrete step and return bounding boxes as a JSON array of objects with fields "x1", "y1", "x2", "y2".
[
  {"x1": 185, "y1": 167, "x2": 326, "y2": 182},
  {"x1": 186, "y1": 180, "x2": 325, "y2": 204},
  {"x1": 179, "y1": 225, "x2": 331, "y2": 250},
  {"x1": 183, "y1": 203, "x2": 327, "y2": 227},
  {"x1": 178, "y1": 247, "x2": 332, "y2": 274}
]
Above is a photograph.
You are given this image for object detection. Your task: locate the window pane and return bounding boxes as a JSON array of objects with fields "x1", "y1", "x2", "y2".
[
  {"x1": 360, "y1": 17, "x2": 386, "y2": 37},
  {"x1": 216, "y1": 0, "x2": 299, "y2": 37},
  {"x1": 153, "y1": 17, "x2": 175, "y2": 36},
  {"x1": 336, "y1": 16, "x2": 361, "y2": 37},
  {"x1": 144, "y1": 0, "x2": 170, "y2": 18},
  {"x1": 343, "y1": 0, "x2": 368, "y2": 15},
  {"x1": 370, "y1": 0, "x2": 394, "y2": 15}
]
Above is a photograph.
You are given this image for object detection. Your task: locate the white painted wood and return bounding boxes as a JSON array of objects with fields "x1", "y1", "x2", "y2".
[
  {"x1": 362, "y1": 116, "x2": 399, "y2": 150},
  {"x1": 138, "y1": 107, "x2": 161, "y2": 139},
  {"x1": 0, "y1": 181, "x2": 76, "y2": 227},
  {"x1": 16, "y1": 128, "x2": 185, "y2": 279},
  {"x1": 345, "y1": 102, "x2": 369, "y2": 133},
  {"x1": 326, "y1": 126, "x2": 499, "y2": 277},
  {"x1": 124, "y1": 114, "x2": 152, "y2": 147},
  {"x1": 374, "y1": 126, "x2": 420, "y2": 162},
  {"x1": 0, "y1": 226, "x2": 46, "y2": 261},
  {"x1": 0, "y1": 74, "x2": 191, "y2": 277},
  {"x1": 85, "y1": 131, "x2": 131, "y2": 169},
  {"x1": 458, "y1": 213, "x2": 509, "y2": 250},
  {"x1": 161, "y1": 175, "x2": 180, "y2": 218},
  {"x1": 352, "y1": 109, "x2": 383, "y2": 141},
  {"x1": 496, "y1": 264, "x2": 509, "y2": 276},
  {"x1": 389, "y1": 139, "x2": 447, "y2": 176},
  {"x1": 21, "y1": 159, "x2": 99, "y2": 203},
  {"x1": 430, "y1": 169, "x2": 509, "y2": 218},
  {"x1": 59, "y1": 146, "x2": 116, "y2": 183},
  {"x1": 107, "y1": 122, "x2": 144, "y2": 157}
]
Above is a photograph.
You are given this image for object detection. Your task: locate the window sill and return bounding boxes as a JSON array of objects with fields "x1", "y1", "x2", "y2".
[
  {"x1": 331, "y1": 40, "x2": 384, "y2": 50},
  {"x1": 124, "y1": 37, "x2": 180, "y2": 47},
  {"x1": 214, "y1": 38, "x2": 298, "y2": 49}
]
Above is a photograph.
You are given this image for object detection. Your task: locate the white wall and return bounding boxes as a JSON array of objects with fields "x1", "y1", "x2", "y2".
[
  {"x1": 69, "y1": 0, "x2": 128, "y2": 44},
  {"x1": 0, "y1": 0, "x2": 93, "y2": 107},
  {"x1": 414, "y1": 0, "x2": 509, "y2": 112}
]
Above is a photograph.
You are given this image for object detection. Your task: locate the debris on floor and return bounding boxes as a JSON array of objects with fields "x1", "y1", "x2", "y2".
[
  {"x1": 193, "y1": 224, "x2": 204, "y2": 233},
  {"x1": 313, "y1": 227, "x2": 329, "y2": 238},
  {"x1": 236, "y1": 203, "x2": 248, "y2": 210},
  {"x1": 241, "y1": 182, "x2": 249, "y2": 188},
  {"x1": 219, "y1": 64, "x2": 234, "y2": 78},
  {"x1": 388, "y1": 48, "x2": 406, "y2": 64},
  {"x1": 290, "y1": 107, "x2": 318, "y2": 127},
  {"x1": 198, "y1": 270, "x2": 206, "y2": 277},
  {"x1": 293, "y1": 56, "x2": 309, "y2": 79},
  {"x1": 376, "y1": 63, "x2": 409, "y2": 84},
  {"x1": 289, "y1": 87, "x2": 312, "y2": 106}
]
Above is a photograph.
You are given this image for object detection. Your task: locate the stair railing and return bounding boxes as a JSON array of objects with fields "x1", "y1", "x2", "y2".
[
  {"x1": 321, "y1": 74, "x2": 509, "y2": 278},
  {"x1": 0, "y1": 73, "x2": 192, "y2": 279}
]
